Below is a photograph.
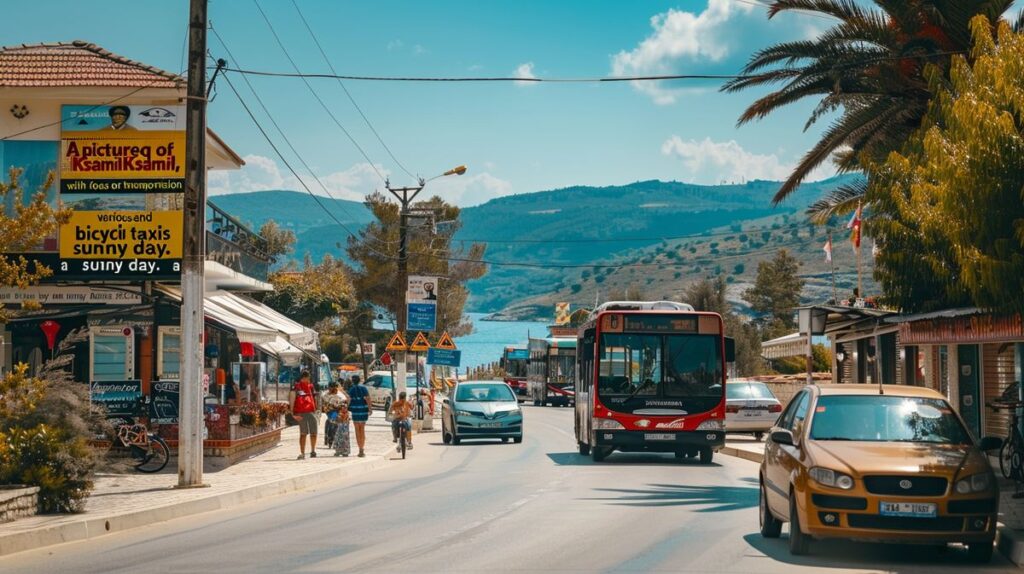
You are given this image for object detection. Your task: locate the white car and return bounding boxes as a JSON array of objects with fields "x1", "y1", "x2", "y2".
[
  {"x1": 724, "y1": 379, "x2": 782, "y2": 441},
  {"x1": 365, "y1": 371, "x2": 430, "y2": 410}
]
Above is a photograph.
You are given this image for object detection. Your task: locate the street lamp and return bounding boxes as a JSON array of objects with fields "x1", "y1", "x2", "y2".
[{"x1": 385, "y1": 166, "x2": 467, "y2": 400}]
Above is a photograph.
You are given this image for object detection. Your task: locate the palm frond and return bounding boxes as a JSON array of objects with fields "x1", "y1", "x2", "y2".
[{"x1": 806, "y1": 179, "x2": 868, "y2": 223}]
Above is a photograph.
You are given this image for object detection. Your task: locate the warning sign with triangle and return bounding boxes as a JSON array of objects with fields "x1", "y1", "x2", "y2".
[
  {"x1": 409, "y1": 332, "x2": 431, "y2": 352},
  {"x1": 385, "y1": 332, "x2": 408, "y2": 351},
  {"x1": 435, "y1": 331, "x2": 457, "y2": 350}
]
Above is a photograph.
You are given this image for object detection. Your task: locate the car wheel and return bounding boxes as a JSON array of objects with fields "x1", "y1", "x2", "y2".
[
  {"x1": 759, "y1": 483, "x2": 782, "y2": 538},
  {"x1": 442, "y1": 421, "x2": 452, "y2": 444},
  {"x1": 452, "y1": 435, "x2": 461, "y2": 445},
  {"x1": 578, "y1": 441, "x2": 590, "y2": 455},
  {"x1": 788, "y1": 493, "x2": 810, "y2": 556},
  {"x1": 591, "y1": 447, "x2": 608, "y2": 462},
  {"x1": 513, "y1": 435, "x2": 523, "y2": 444},
  {"x1": 699, "y1": 447, "x2": 714, "y2": 465},
  {"x1": 754, "y1": 431, "x2": 764, "y2": 442},
  {"x1": 966, "y1": 541, "x2": 994, "y2": 563}
]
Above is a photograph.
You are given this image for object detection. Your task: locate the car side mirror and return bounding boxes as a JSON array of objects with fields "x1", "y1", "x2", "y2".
[
  {"x1": 443, "y1": 398, "x2": 450, "y2": 405},
  {"x1": 979, "y1": 436, "x2": 1003, "y2": 452},
  {"x1": 770, "y1": 429, "x2": 795, "y2": 446}
]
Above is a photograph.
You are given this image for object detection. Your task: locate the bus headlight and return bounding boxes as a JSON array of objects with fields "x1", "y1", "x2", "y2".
[
  {"x1": 696, "y1": 419, "x2": 724, "y2": 431},
  {"x1": 593, "y1": 418, "x2": 624, "y2": 430}
]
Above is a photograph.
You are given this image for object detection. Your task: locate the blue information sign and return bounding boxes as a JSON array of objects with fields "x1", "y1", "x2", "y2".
[
  {"x1": 507, "y1": 349, "x2": 529, "y2": 360},
  {"x1": 407, "y1": 303, "x2": 437, "y2": 331},
  {"x1": 427, "y1": 348, "x2": 462, "y2": 367}
]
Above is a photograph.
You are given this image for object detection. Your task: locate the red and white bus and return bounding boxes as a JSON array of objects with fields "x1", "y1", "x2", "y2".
[
  {"x1": 500, "y1": 346, "x2": 530, "y2": 401},
  {"x1": 574, "y1": 301, "x2": 734, "y2": 463}
]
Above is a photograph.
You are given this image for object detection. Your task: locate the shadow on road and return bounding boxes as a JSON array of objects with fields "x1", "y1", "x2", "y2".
[
  {"x1": 743, "y1": 532, "x2": 1009, "y2": 571},
  {"x1": 546, "y1": 452, "x2": 720, "y2": 467},
  {"x1": 582, "y1": 482, "x2": 758, "y2": 511}
]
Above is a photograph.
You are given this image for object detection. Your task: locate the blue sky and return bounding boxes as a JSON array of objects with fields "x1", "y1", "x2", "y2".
[{"x1": 7, "y1": 0, "x2": 841, "y2": 206}]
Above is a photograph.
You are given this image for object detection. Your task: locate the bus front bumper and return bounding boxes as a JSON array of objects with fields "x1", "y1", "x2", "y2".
[{"x1": 594, "y1": 430, "x2": 725, "y2": 452}]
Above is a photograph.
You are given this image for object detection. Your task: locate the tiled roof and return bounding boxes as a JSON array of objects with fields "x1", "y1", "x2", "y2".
[{"x1": 0, "y1": 41, "x2": 183, "y2": 88}]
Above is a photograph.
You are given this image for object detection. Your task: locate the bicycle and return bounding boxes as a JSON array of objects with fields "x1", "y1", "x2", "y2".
[
  {"x1": 983, "y1": 401, "x2": 1024, "y2": 480},
  {"x1": 113, "y1": 419, "x2": 170, "y2": 473},
  {"x1": 393, "y1": 418, "x2": 412, "y2": 460}
]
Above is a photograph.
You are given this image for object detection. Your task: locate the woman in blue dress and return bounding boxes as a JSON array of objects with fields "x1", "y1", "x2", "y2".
[{"x1": 348, "y1": 375, "x2": 372, "y2": 457}]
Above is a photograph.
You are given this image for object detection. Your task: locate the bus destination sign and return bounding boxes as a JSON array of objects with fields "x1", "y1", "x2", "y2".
[{"x1": 622, "y1": 315, "x2": 698, "y2": 333}]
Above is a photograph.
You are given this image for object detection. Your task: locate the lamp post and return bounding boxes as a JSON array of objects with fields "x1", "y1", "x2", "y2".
[
  {"x1": 385, "y1": 166, "x2": 466, "y2": 401},
  {"x1": 798, "y1": 307, "x2": 828, "y2": 386}
]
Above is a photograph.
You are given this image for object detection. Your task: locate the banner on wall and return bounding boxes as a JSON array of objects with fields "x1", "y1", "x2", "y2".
[{"x1": 59, "y1": 105, "x2": 186, "y2": 194}]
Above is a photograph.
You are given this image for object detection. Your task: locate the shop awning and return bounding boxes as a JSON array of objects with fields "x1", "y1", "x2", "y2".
[
  {"x1": 219, "y1": 294, "x2": 319, "y2": 351},
  {"x1": 156, "y1": 286, "x2": 278, "y2": 344},
  {"x1": 259, "y1": 336, "x2": 303, "y2": 366},
  {"x1": 761, "y1": 332, "x2": 806, "y2": 360}
]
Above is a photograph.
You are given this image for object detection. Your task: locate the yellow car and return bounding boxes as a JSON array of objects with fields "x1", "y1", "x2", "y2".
[{"x1": 759, "y1": 384, "x2": 1002, "y2": 562}]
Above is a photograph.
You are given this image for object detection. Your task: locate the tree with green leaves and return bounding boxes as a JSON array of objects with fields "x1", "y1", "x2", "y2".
[
  {"x1": 724, "y1": 0, "x2": 1024, "y2": 219},
  {"x1": 0, "y1": 168, "x2": 69, "y2": 320},
  {"x1": 347, "y1": 192, "x2": 486, "y2": 337},
  {"x1": 744, "y1": 250, "x2": 804, "y2": 336},
  {"x1": 260, "y1": 255, "x2": 355, "y2": 328},
  {"x1": 684, "y1": 275, "x2": 765, "y2": 376},
  {"x1": 870, "y1": 17, "x2": 1024, "y2": 313},
  {"x1": 257, "y1": 220, "x2": 296, "y2": 265}
]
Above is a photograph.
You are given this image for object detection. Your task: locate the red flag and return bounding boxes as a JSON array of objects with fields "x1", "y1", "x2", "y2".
[
  {"x1": 823, "y1": 237, "x2": 832, "y2": 263},
  {"x1": 848, "y1": 204, "x2": 862, "y2": 248}
]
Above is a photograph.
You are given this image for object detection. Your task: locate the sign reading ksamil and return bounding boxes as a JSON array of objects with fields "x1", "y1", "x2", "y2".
[
  {"x1": 60, "y1": 105, "x2": 185, "y2": 194},
  {"x1": 59, "y1": 210, "x2": 182, "y2": 278}
]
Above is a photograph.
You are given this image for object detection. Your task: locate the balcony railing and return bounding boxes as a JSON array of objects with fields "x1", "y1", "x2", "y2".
[{"x1": 206, "y1": 201, "x2": 270, "y2": 281}]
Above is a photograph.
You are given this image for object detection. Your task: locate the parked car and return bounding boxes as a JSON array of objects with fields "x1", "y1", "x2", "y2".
[
  {"x1": 758, "y1": 384, "x2": 1002, "y2": 562},
  {"x1": 365, "y1": 371, "x2": 429, "y2": 410},
  {"x1": 442, "y1": 381, "x2": 523, "y2": 445},
  {"x1": 725, "y1": 379, "x2": 783, "y2": 441}
]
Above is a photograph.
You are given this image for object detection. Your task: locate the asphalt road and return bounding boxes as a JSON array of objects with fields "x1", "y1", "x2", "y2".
[{"x1": 3, "y1": 406, "x2": 1019, "y2": 573}]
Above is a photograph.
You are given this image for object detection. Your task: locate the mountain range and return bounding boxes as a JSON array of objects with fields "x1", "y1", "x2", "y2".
[{"x1": 210, "y1": 174, "x2": 876, "y2": 320}]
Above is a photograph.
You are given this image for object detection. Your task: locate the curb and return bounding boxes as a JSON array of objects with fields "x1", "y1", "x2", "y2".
[
  {"x1": 0, "y1": 453, "x2": 390, "y2": 557},
  {"x1": 720, "y1": 445, "x2": 764, "y2": 464}
]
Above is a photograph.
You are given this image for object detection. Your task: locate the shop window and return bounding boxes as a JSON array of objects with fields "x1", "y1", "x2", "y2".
[
  {"x1": 90, "y1": 327, "x2": 135, "y2": 381},
  {"x1": 1, "y1": 141, "x2": 59, "y2": 251},
  {"x1": 157, "y1": 326, "x2": 182, "y2": 379}
]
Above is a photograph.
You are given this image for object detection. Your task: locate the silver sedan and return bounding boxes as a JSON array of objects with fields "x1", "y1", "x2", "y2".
[
  {"x1": 442, "y1": 381, "x2": 523, "y2": 445},
  {"x1": 724, "y1": 379, "x2": 782, "y2": 441}
]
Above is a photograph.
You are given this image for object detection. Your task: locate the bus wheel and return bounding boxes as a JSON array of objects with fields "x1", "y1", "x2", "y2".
[
  {"x1": 674, "y1": 450, "x2": 686, "y2": 460},
  {"x1": 578, "y1": 441, "x2": 590, "y2": 456},
  {"x1": 699, "y1": 447, "x2": 714, "y2": 465},
  {"x1": 591, "y1": 447, "x2": 608, "y2": 462}
]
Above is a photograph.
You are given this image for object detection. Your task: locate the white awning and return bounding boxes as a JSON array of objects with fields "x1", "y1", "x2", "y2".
[
  {"x1": 156, "y1": 286, "x2": 278, "y2": 344},
  {"x1": 207, "y1": 292, "x2": 319, "y2": 351},
  {"x1": 259, "y1": 336, "x2": 303, "y2": 366},
  {"x1": 761, "y1": 332, "x2": 807, "y2": 360}
]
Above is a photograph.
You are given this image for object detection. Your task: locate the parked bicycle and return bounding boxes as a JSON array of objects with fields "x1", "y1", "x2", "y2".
[{"x1": 108, "y1": 397, "x2": 170, "y2": 473}]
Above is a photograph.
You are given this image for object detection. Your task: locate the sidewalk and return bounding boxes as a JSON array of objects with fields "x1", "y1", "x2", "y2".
[
  {"x1": 720, "y1": 434, "x2": 765, "y2": 463},
  {"x1": 0, "y1": 411, "x2": 435, "y2": 557}
]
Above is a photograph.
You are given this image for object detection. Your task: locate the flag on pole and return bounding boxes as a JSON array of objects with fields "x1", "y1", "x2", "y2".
[
  {"x1": 847, "y1": 204, "x2": 863, "y2": 248},
  {"x1": 823, "y1": 236, "x2": 832, "y2": 263}
]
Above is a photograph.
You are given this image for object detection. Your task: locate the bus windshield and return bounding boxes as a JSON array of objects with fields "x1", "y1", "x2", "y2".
[
  {"x1": 504, "y1": 356, "x2": 528, "y2": 378},
  {"x1": 550, "y1": 353, "x2": 575, "y2": 385},
  {"x1": 597, "y1": 333, "x2": 722, "y2": 414}
]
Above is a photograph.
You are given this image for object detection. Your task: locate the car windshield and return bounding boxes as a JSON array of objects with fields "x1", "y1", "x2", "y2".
[
  {"x1": 810, "y1": 395, "x2": 972, "y2": 444},
  {"x1": 456, "y1": 384, "x2": 516, "y2": 402},
  {"x1": 727, "y1": 382, "x2": 775, "y2": 400}
]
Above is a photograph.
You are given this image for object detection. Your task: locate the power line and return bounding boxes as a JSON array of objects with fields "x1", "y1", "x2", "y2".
[
  {"x1": 290, "y1": 0, "x2": 417, "y2": 181},
  {"x1": 209, "y1": 24, "x2": 395, "y2": 250},
  {"x1": 218, "y1": 68, "x2": 751, "y2": 83},
  {"x1": 252, "y1": 0, "x2": 386, "y2": 183}
]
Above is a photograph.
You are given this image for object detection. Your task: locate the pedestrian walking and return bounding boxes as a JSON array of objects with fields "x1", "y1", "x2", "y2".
[
  {"x1": 321, "y1": 381, "x2": 348, "y2": 447},
  {"x1": 331, "y1": 400, "x2": 352, "y2": 457},
  {"x1": 289, "y1": 370, "x2": 320, "y2": 459},
  {"x1": 348, "y1": 374, "x2": 372, "y2": 457}
]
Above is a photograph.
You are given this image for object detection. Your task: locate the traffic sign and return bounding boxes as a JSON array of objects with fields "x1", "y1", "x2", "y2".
[
  {"x1": 409, "y1": 332, "x2": 431, "y2": 352},
  {"x1": 380, "y1": 352, "x2": 392, "y2": 366},
  {"x1": 385, "y1": 332, "x2": 408, "y2": 351},
  {"x1": 435, "y1": 331, "x2": 457, "y2": 350},
  {"x1": 407, "y1": 302, "x2": 436, "y2": 331},
  {"x1": 427, "y1": 348, "x2": 461, "y2": 367}
]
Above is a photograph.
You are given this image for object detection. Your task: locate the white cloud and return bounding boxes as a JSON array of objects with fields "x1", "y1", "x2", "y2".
[
  {"x1": 661, "y1": 136, "x2": 835, "y2": 184},
  {"x1": 413, "y1": 44, "x2": 427, "y2": 55},
  {"x1": 207, "y1": 154, "x2": 386, "y2": 201},
  {"x1": 208, "y1": 155, "x2": 513, "y2": 207},
  {"x1": 612, "y1": 0, "x2": 755, "y2": 104},
  {"x1": 387, "y1": 39, "x2": 404, "y2": 51},
  {"x1": 513, "y1": 62, "x2": 537, "y2": 86}
]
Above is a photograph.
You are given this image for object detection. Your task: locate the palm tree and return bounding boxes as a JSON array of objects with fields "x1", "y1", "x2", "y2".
[{"x1": 723, "y1": 0, "x2": 1023, "y2": 219}]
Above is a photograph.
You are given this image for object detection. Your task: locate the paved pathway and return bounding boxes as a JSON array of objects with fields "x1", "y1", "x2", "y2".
[{"x1": 0, "y1": 412, "x2": 431, "y2": 556}]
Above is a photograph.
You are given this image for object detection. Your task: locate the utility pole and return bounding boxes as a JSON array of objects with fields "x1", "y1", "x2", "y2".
[
  {"x1": 178, "y1": 0, "x2": 208, "y2": 488},
  {"x1": 385, "y1": 180, "x2": 425, "y2": 399}
]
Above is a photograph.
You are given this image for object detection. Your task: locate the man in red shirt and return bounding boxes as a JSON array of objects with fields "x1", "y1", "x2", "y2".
[{"x1": 289, "y1": 370, "x2": 320, "y2": 459}]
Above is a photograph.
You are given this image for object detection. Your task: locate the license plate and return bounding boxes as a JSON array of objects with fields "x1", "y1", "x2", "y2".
[
  {"x1": 879, "y1": 501, "x2": 937, "y2": 518},
  {"x1": 645, "y1": 433, "x2": 675, "y2": 441},
  {"x1": 481, "y1": 422, "x2": 503, "y2": 428},
  {"x1": 743, "y1": 410, "x2": 767, "y2": 417}
]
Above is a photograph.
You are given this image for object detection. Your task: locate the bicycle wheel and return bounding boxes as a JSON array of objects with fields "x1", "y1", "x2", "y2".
[
  {"x1": 1001, "y1": 440, "x2": 1014, "y2": 479},
  {"x1": 400, "y1": 429, "x2": 407, "y2": 459},
  {"x1": 135, "y1": 436, "x2": 170, "y2": 473}
]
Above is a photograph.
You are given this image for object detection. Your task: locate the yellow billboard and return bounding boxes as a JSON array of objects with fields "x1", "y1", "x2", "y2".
[{"x1": 58, "y1": 211, "x2": 182, "y2": 277}]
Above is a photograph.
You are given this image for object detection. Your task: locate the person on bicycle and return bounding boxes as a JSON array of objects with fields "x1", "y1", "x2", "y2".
[{"x1": 390, "y1": 391, "x2": 414, "y2": 450}]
